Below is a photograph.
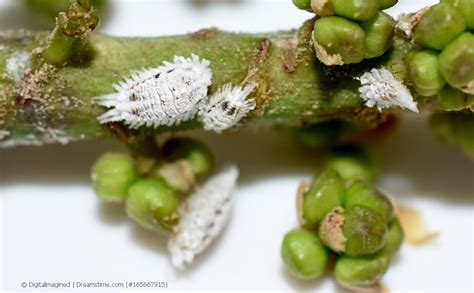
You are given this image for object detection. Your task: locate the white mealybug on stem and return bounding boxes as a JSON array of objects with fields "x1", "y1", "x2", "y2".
[
  {"x1": 356, "y1": 67, "x2": 418, "y2": 113},
  {"x1": 168, "y1": 165, "x2": 239, "y2": 270},
  {"x1": 199, "y1": 83, "x2": 256, "y2": 133},
  {"x1": 95, "y1": 54, "x2": 212, "y2": 128}
]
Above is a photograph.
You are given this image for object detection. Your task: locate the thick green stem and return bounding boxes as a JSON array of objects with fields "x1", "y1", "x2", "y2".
[{"x1": 0, "y1": 20, "x2": 414, "y2": 147}]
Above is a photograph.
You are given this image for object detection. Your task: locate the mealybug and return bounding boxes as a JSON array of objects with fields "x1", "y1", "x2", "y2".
[
  {"x1": 356, "y1": 67, "x2": 418, "y2": 113},
  {"x1": 95, "y1": 54, "x2": 212, "y2": 128},
  {"x1": 168, "y1": 165, "x2": 238, "y2": 270},
  {"x1": 199, "y1": 83, "x2": 256, "y2": 133}
]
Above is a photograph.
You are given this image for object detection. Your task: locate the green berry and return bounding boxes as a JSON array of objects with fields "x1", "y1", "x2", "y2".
[
  {"x1": 281, "y1": 229, "x2": 330, "y2": 279},
  {"x1": 292, "y1": 0, "x2": 312, "y2": 11},
  {"x1": 438, "y1": 33, "x2": 474, "y2": 92},
  {"x1": 313, "y1": 16, "x2": 366, "y2": 65},
  {"x1": 302, "y1": 169, "x2": 346, "y2": 226},
  {"x1": 382, "y1": 219, "x2": 404, "y2": 255},
  {"x1": 334, "y1": 253, "x2": 390, "y2": 287},
  {"x1": 331, "y1": 0, "x2": 381, "y2": 21},
  {"x1": 326, "y1": 145, "x2": 379, "y2": 182},
  {"x1": 311, "y1": 0, "x2": 334, "y2": 16},
  {"x1": 360, "y1": 11, "x2": 395, "y2": 59},
  {"x1": 345, "y1": 180, "x2": 394, "y2": 223},
  {"x1": 437, "y1": 85, "x2": 474, "y2": 111},
  {"x1": 406, "y1": 50, "x2": 446, "y2": 97},
  {"x1": 162, "y1": 137, "x2": 214, "y2": 178},
  {"x1": 91, "y1": 152, "x2": 138, "y2": 202},
  {"x1": 126, "y1": 178, "x2": 179, "y2": 231},
  {"x1": 342, "y1": 205, "x2": 387, "y2": 256},
  {"x1": 380, "y1": 0, "x2": 397, "y2": 9},
  {"x1": 414, "y1": 3, "x2": 466, "y2": 50},
  {"x1": 319, "y1": 206, "x2": 387, "y2": 256},
  {"x1": 441, "y1": 0, "x2": 474, "y2": 30}
]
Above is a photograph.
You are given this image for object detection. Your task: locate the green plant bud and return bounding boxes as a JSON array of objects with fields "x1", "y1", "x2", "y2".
[
  {"x1": 334, "y1": 253, "x2": 390, "y2": 288},
  {"x1": 292, "y1": 0, "x2": 312, "y2": 11},
  {"x1": 380, "y1": 0, "x2": 397, "y2": 9},
  {"x1": 406, "y1": 50, "x2": 446, "y2": 97},
  {"x1": 126, "y1": 178, "x2": 179, "y2": 232},
  {"x1": 326, "y1": 145, "x2": 379, "y2": 182},
  {"x1": 313, "y1": 16, "x2": 366, "y2": 65},
  {"x1": 311, "y1": 0, "x2": 334, "y2": 16},
  {"x1": 360, "y1": 11, "x2": 395, "y2": 59},
  {"x1": 41, "y1": 32, "x2": 76, "y2": 65},
  {"x1": 319, "y1": 206, "x2": 387, "y2": 256},
  {"x1": 437, "y1": 85, "x2": 474, "y2": 111},
  {"x1": 162, "y1": 137, "x2": 214, "y2": 178},
  {"x1": 414, "y1": 3, "x2": 466, "y2": 50},
  {"x1": 345, "y1": 180, "x2": 394, "y2": 223},
  {"x1": 302, "y1": 169, "x2": 346, "y2": 227},
  {"x1": 438, "y1": 33, "x2": 474, "y2": 93},
  {"x1": 331, "y1": 0, "x2": 381, "y2": 21},
  {"x1": 91, "y1": 152, "x2": 138, "y2": 202},
  {"x1": 342, "y1": 205, "x2": 387, "y2": 256},
  {"x1": 441, "y1": 0, "x2": 474, "y2": 30},
  {"x1": 382, "y1": 219, "x2": 404, "y2": 255},
  {"x1": 281, "y1": 229, "x2": 330, "y2": 279}
]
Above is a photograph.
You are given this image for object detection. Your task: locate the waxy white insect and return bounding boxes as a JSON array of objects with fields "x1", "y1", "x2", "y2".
[
  {"x1": 95, "y1": 54, "x2": 212, "y2": 128},
  {"x1": 199, "y1": 83, "x2": 256, "y2": 133},
  {"x1": 356, "y1": 67, "x2": 418, "y2": 113},
  {"x1": 6, "y1": 51, "x2": 32, "y2": 81},
  {"x1": 168, "y1": 165, "x2": 239, "y2": 270}
]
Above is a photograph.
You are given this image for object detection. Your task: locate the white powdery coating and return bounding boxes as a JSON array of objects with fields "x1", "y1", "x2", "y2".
[
  {"x1": 199, "y1": 83, "x2": 256, "y2": 133},
  {"x1": 168, "y1": 165, "x2": 239, "y2": 270},
  {"x1": 6, "y1": 51, "x2": 31, "y2": 81},
  {"x1": 95, "y1": 54, "x2": 212, "y2": 128},
  {"x1": 356, "y1": 68, "x2": 418, "y2": 113}
]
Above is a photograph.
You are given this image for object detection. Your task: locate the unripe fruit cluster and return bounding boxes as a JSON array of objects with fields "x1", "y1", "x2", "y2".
[
  {"x1": 293, "y1": 0, "x2": 398, "y2": 65},
  {"x1": 281, "y1": 166, "x2": 403, "y2": 287},
  {"x1": 91, "y1": 137, "x2": 214, "y2": 232},
  {"x1": 408, "y1": 1, "x2": 473, "y2": 110}
]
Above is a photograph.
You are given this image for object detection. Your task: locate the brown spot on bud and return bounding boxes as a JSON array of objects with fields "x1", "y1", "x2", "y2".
[{"x1": 319, "y1": 206, "x2": 347, "y2": 252}]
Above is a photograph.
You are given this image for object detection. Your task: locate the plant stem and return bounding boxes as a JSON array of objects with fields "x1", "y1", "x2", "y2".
[{"x1": 0, "y1": 20, "x2": 414, "y2": 147}]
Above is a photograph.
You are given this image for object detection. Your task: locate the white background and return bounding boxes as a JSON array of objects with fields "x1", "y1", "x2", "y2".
[{"x1": 1, "y1": 0, "x2": 473, "y2": 292}]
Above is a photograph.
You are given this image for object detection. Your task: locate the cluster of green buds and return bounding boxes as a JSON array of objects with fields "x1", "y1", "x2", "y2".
[
  {"x1": 91, "y1": 137, "x2": 214, "y2": 232},
  {"x1": 281, "y1": 162, "x2": 403, "y2": 287},
  {"x1": 293, "y1": 0, "x2": 398, "y2": 65},
  {"x1": 407, "y1": 1, "x2": 473, "y2": 110}
]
